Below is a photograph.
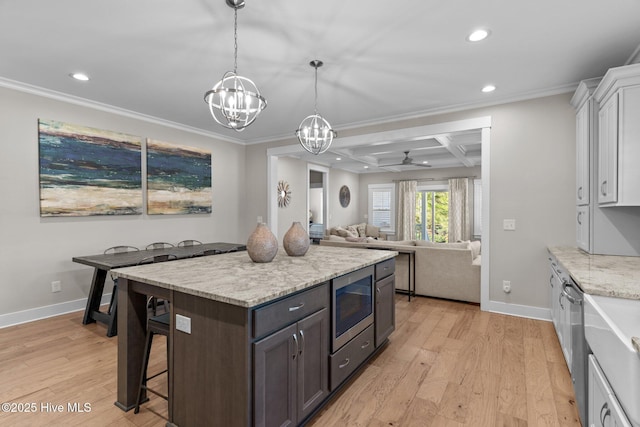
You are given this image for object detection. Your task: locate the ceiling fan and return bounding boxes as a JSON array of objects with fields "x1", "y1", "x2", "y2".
[{"x1": 380, "y1": 151, "x2": 431, "y2": 168}]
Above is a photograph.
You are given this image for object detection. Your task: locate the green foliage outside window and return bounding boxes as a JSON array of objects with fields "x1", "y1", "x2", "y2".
[{"x1": 415, "y1": 191, "x2": 449, "y2": 242}]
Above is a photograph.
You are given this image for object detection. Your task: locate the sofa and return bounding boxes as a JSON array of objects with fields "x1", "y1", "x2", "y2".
[
  {"x1": 320, "y1": 236, "x2": 481, "y2": 303},
  {"x1": 326, "y1": 223, "x2": 388, "y2": 241}
]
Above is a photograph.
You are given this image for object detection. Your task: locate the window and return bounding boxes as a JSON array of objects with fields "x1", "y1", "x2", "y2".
[
  {"x1": 415, "y1": 185, "x2": 448, "y2": 242},
  {"x1": 368, "y1": 184, "x2": 395, "y2": 232}
]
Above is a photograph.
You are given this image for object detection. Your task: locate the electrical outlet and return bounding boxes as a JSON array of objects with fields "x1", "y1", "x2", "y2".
[
  {"x1": 502, "y1": 280, "x2": 511, "y2": 293},
  {"x1": 503, "y1": 219, "x2": 516, "y2": 231},
  {"x1": 175, "y1": 314, "x2": 191, "y2": 334},
  {"x1": 257, "y1": 216, "x2": 263, "y2": 224},
  {"x1": 51, "y1": 281, "x2": 62, "y2": 293}
]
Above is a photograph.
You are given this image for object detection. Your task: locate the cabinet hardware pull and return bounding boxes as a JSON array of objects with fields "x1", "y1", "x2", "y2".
[
  {"x1": 361, "y1": 341, "x2": 370, "y2": 349},
  {"x1": 561, "y1": 281, "x2": 582, "y2": 305},
  {"x1": 601, "y1": 180, "x2": 607, "y2": 196},
  {"x1": 559, "y1": 292, "x2": 564, "y2": 310},
  {"x1": 578, "y1": 186, "x2": 583, "y2": 199},
  {"x1": 577, "y1": 211, "x2": 582, "y2": 225},
  {"x1": 549, "y1": 274, "x2": 554, "y2": 288},
  {"x1": 289, "y1": 303, "x2": 304, "y2": 312},
  {"x1": 299, "y1": 330, "x2": 304, "y2": 355},
  {"x1": 292, "y1": 333, "x2": 298, "y2": 360},
  {"x1": 599, "y1": 402, "x2": 610, "y2": 426},
  {"x1": 339, "y1": 358, "x2": 350, "y2": 369}
]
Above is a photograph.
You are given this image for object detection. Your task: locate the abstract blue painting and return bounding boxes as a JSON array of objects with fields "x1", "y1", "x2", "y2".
[
  {"x1": 146, "y1": 139, "x2": 212, "y2": 215},
  {"x1": 38, "y1": 119, "x2": 143, "y2": 216}
]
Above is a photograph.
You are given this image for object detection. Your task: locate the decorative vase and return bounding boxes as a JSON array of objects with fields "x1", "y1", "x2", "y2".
[
  {"x1": 283, "y1": 221, "x2": 310, "y2": 257},
  {"x1": 246, "y1": 223, "x2": 278, "y2": 263}
]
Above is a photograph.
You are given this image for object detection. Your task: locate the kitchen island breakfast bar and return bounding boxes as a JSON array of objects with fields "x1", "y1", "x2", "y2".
[{"x1": 112, "y1": 245, "x2": 397, "y2": 427}]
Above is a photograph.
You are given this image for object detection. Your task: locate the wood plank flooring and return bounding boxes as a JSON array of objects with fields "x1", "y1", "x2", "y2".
[{"x1": 0, "y1": 295, "x2": 581, "y2": 426}]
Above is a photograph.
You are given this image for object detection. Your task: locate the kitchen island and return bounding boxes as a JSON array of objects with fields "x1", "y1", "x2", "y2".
[{"x1": 112, "y1": 245, "x2": 397, "y2": 427}]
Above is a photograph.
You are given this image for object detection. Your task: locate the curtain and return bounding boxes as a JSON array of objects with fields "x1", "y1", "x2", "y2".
[
  {"x1": 396, "y1": 180, "x2": 417, "y2": 241},
  {"x1": 448, "y1": 178, "x2": 471, "y2": 242}
]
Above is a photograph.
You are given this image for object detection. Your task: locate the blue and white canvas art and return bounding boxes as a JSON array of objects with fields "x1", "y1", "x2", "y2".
[
  {"x1": 146, "y1": 139, "x2": 212, "y2": 215},
  {"x1": 38, "y1": 119, "x2": 143, "y2": 217}
]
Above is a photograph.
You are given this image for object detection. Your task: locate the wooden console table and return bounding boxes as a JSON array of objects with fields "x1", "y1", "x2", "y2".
[{"x1": 72, "y1": 242, "x2": 246, "y2": 337}]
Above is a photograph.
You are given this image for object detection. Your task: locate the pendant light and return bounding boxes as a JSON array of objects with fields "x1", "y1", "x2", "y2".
[
  {"x1": 296, "y1": 60, "x2": 336, "y2": 155},
  {"x1": 204, "y1": 0, "x2": 266, "y2": 131}
]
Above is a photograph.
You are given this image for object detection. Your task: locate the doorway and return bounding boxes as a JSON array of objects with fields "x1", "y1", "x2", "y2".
[{"x1": 308, "y1": 165, "x2": 329, "y2": 243}]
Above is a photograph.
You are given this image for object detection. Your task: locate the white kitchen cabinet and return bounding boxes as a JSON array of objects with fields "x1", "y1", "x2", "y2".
[
  {"x1": 576, "y1": 205, "x2": 590, "y2": 252},
  {"x1": 593, "y1": 63, "x2": 640, "y2": 207},
  {"x1": 576, "y1": 101, "x2": 591, "y2": 206},
  {"x1": 588, "y1": 355, "x2": 632, "y2": 427},
  {"x1": 548, "y1": 255, "x2": 571, "y2": 371}
]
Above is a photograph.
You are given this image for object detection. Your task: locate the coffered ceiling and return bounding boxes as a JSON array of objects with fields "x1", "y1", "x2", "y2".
[{"x1": 1, "y1": 0, "x2": 639, "y2": 172}]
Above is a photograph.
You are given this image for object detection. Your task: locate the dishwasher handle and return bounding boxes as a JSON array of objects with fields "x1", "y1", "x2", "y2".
[{"x1": 561, "y1": 281, "x2": 583, "y2": 305}]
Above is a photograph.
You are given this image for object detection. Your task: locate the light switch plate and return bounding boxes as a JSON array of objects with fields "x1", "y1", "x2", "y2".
[
  {"x1": 503, "y1": 219, "x2": 516, "y2": 231},
  {"x1": 175, "y1": 314, "x2": 191, "y2": 334}
]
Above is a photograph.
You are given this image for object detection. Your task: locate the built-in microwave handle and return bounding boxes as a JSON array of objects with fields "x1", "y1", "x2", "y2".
[
  {"x1": 289, "y1": 302, "x2": 304, "y2": 312},
  {"x1": 600, "y1": 402, "x2": 610, "y2": 426}
]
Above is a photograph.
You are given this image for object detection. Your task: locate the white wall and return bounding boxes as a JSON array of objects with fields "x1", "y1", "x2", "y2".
[
  {"x1": 309, "y1": 188, "x2": 323, "y2": 224},
  {"x1": 276, "y1": 157, "x2": 308, "y2": 239},
  {"x1": 245, "y1": 93, "x2": 577, "y2": 315},
  {"x1": 0, "y1": 86, "x2": 245, "y2": 323},
  {"x1": 326, "y1": 168, "x2": 360, "y2": 229}
]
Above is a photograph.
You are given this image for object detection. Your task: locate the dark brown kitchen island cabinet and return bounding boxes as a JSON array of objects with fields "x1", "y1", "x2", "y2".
[
  {"x1": 254, "y1": 307, "x2": 329, "y2": 427},
  {"x1": 113, "y1": 245, "x2": 397, "y2": 427}
]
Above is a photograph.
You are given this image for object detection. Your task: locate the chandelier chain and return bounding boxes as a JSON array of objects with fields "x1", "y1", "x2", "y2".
[
  {"x1": 233, "y1": 7, "x2": 238, "y2": 74},
  {"x1": 314, "y1": 65, "x2": 318, "y2": 113}
]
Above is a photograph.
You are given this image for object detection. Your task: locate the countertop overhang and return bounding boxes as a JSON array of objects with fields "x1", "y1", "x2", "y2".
[
  {"x1": 548, "y1": 246, "x2": 640, "y2": 300},
  {"x1": 113, "y1": 245, "x2": 397, "y2": 307}
]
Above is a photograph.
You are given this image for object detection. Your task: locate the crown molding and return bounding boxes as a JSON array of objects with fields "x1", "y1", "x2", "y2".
[{"x1": 0, "y1": 77, "x2": 244, "y2": 145}]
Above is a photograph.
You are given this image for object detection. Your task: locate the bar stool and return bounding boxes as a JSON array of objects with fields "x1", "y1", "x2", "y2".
[{"x1": 134, "y1": 312, "x2": 171, "y2": 415}]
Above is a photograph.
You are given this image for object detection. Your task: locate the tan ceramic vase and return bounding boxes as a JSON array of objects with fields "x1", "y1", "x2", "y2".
[
  {"x1": 246, "y1": 223, "x2": 278, "y2": 263},
  {"x1": 283, "y1": 221, "x2": 310, "y2": 256}
]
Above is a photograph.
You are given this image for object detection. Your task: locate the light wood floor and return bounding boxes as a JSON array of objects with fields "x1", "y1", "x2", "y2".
[{"x1": 0, "y1": 295, "x2": 581, "y2": 426}]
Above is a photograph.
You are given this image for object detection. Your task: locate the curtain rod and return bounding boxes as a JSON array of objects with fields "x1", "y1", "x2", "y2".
[{"x1": 393, "y1": 176, "x2": 477, "y2": 183}]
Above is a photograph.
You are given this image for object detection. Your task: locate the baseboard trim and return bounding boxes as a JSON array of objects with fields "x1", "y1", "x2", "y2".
[
  {"x1": 483, "y1": 299, "x2": 551, "y2": 321},
  {"x1": 0, "y1": 293, "x2": 112, "y2": 329}
]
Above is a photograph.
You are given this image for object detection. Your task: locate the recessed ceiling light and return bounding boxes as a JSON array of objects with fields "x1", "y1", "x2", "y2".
[
  {"x1": 363, "y1": 165, "x2": 369, "y2": 169},
  {"x1": 422, "y1": 161, "x2": 429, "y2": 164},
  {"x1": 70, "y1": 72, "x2": 90, "y2": 81},
  {"x1": 482, "y1": 84, "x2": 496, "y2": 93},
  {"x1": 336, "y1": 157, "x2": 342, "y2": 161},
  {"x1": 467, "y1": 29, "x2": 490, "y2": 42}
]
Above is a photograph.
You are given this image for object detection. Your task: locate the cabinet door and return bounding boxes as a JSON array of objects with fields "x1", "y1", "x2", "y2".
[
  {"x1": 598, "y1": 94, "x2": 619, "y2": 204},
  {"x1": 549, "y1": 263, "x2": 561, "y2": 335},
  {"x1": 254, "y1": 323, "x2": 297, "y2": 427},
  {"x1": 297, "y1": 308, "x2": 329, "y2": 422},
  {"x1": 589, "y1": 355, "x2": 633, "y2": 427},
  {"x1": 375, "y1": 274, "x2": 395, "y2": 347},
  {"x1": 559, "y1": 285, "x2": 572, "y2": 370},
  {"x1": 576, "y1": 205, "x2": 590, "y2": 252},
  {"x1": 576, "y1": 102, "x2": 590, "y2": 205}
]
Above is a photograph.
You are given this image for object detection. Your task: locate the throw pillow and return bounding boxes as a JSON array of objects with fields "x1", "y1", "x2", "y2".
[
  {"x1": 345, "y1": 225, "x2": 359, "y2": 238},
  {"x1": 356, "y1": 223, "x2": 367, "y2": 237},
  {"x1": 365, "y1": 224, "x2": 380, "y2": 238},
  {"x1": 335, "y1": 227, "x2": 350, "y2": 238},
  {"x1": 469, "y1": 240, "x2": 481, "y2": 259},
  {"x1": 329, "y1": 227, "x2": 340, "y2": 236}
]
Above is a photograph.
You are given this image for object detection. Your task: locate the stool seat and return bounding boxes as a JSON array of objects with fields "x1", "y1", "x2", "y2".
[{"x1": 134, "y1": 312, "x2": 171, "y2": 415}]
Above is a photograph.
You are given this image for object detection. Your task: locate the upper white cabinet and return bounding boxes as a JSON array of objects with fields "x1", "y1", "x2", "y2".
[
  {"x1": 575, "y1": 99, "x2": 591, "y2": 205},
  {"x1": 593, "y1": 63, "x2": 640, "y2": 207}
]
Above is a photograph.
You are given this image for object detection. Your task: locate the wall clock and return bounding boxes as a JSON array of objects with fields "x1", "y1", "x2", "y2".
[
  {"x1": 339, "y1": 185, "x2": 350, "y2": 208},
  {"x1": 277, "y1": 180, "x2": 291, "y2": 207}
]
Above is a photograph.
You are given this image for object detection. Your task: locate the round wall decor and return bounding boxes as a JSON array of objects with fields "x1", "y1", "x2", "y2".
[
  {"x1": 277, "y1": 180, "x2": 291, "y2": 207},
  {"x1": 339, "y1": 185, "x2": 350, "y2": 208}
]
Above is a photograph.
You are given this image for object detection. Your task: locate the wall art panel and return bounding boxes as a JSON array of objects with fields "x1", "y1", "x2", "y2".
[
  {"x1": 146, "y1": 139, "x2": 212, "y2": 215},
  {"x1": 38, "y1": 119, "x2": 143, "y2": 217}
]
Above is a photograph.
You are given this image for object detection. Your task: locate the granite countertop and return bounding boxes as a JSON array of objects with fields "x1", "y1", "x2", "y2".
[
  {"x1": 548, "y1": 246, "x2": 640, "y2": 300},
  {"x1": 113, "y1": 245, "x2": 397, "y2": 308}
]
